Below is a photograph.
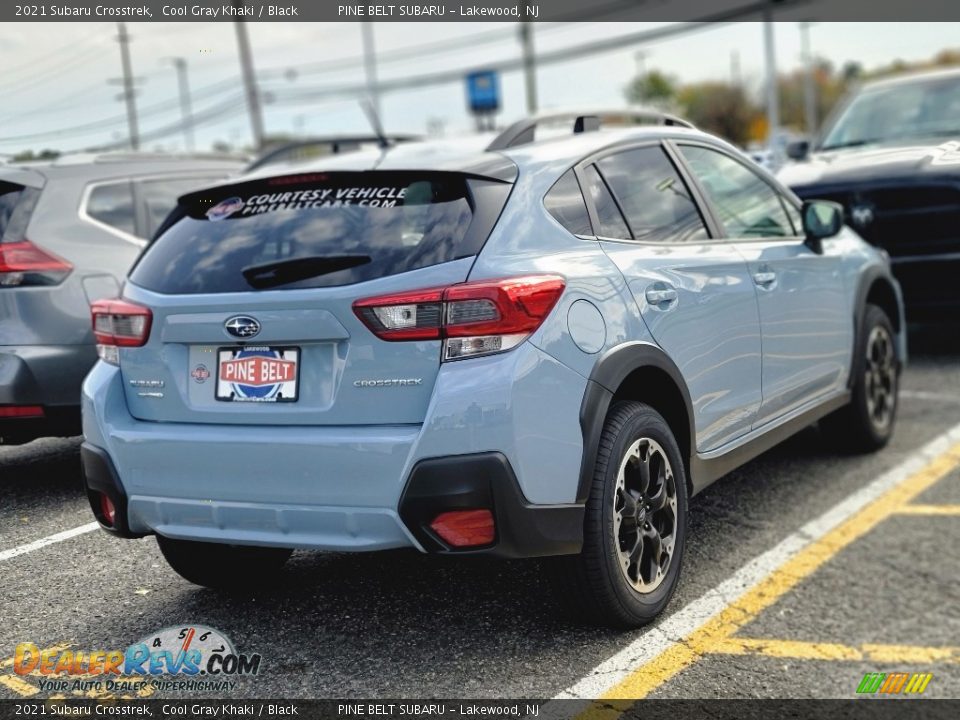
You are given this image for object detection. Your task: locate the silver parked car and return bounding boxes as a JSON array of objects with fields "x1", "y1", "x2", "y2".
[{"x1": 0, "y1": 152, "x2": 243, "y2": 443}]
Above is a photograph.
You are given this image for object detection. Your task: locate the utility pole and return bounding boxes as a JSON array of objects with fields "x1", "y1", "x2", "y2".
[
  {"x1": 114, "y1": 23, "x2": 140, "y2": 151},
  {"x1": 233, "y1": 11, "x2": 265, "y2": 150},
  {"x1": 799, "y1": 21, "x2": 818, "y2": 136},
  {"x1": 634, "y1": 51, "x2": 648, "y2": 78},
  {"x1": 162, "y1": 57, "x2": 195, "y2": 151},
  {"x1": 519, "y1": 2, "x2": 537, "y2": 114},
  {"x1": 762, "y1": 9, "x2": 780, "y2": 161},
  {"x1": 730, "y1": 50, "x2": 741, "y2": 86},
  {"x1": 361, "y1": 22, "x2": 381, "y2": 121}
]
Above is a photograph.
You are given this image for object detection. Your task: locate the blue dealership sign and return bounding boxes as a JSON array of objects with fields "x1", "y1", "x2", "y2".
[{"x1": 466, "y1": 70, "x2": 500, "y2": 113}]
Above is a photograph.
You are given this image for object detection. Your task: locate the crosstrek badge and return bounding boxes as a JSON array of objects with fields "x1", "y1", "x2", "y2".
[{"x1": 206, "y1": 196, "x2": 244, "y2": 221}]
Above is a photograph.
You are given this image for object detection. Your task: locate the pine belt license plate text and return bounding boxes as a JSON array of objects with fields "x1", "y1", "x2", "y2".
[{"x1": 215, "y1": 346, "x2": 300, "y2": 402}]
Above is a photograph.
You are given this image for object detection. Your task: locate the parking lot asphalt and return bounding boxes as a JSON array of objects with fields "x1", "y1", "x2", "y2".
[{"x1": 1, "y1": 330, "x2": 959, "y2": 702}]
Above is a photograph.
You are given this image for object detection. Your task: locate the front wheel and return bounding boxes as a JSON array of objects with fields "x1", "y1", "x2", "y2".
[
  {"x1": 157, "y1": 535, "x2": 292, "y2": 590},
  {"x1": 552, "y1": 401, "x2": 688, "y2": 628},
  {"x1": 821, "y1": 304, "x2": 899, "y2": 453}
]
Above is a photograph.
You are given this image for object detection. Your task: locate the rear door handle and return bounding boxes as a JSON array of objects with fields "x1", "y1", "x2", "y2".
[
  {"x1": 753, "y1": 271, "x2": 777, "y2": 286},
  {"x1": 645, "y1": 287, "x2": 678, "y2": 305}
]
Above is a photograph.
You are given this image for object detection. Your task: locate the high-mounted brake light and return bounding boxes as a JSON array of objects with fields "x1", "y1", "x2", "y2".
[
  {"x1": 91, "y1": 299, "x2": 153, "y2": 365},
  {"x1": 353, "y1": 275, "x2": 565, "y2": 361},
  {"x1": 0, "y1": 241, "x2": 72, "y2": 287}
]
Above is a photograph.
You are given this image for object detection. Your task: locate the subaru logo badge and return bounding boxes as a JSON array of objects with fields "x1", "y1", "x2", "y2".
[{"x1": 224, "y1": 315, "x2": 261, "y2": 339}]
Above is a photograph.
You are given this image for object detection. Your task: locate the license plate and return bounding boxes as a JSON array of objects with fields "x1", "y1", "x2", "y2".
[{"x1": 215, "y1": 346, "x2": 300, "y2": 403}]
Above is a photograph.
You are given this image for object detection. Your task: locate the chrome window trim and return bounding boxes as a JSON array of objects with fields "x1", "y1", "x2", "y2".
[{"x1": 78, "y1": 172, "x2": 228, "y2": 248}]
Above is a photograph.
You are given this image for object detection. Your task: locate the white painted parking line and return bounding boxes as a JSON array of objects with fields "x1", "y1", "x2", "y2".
[
  {"x1": 901, "y1": 390, "x2": 960, "y2": 404},
  {"x1": 552, "y1": 419, "x2": 960, "y2": 702},
  {"x1": 0, "y1": 522, "x2": 99, "y2": 562}
]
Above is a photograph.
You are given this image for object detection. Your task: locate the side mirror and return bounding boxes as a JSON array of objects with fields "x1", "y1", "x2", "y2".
[
  {"x1": 786, "y1": 140, "x2": 810, "y2": 161},
  {"x1": 802, "y1": 200, "x2": 844, "y2": 253}
]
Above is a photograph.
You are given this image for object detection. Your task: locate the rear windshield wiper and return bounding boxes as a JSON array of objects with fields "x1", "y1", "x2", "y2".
[{"x1": 242, "y1": 255, "x2": 371, "y2": 289}]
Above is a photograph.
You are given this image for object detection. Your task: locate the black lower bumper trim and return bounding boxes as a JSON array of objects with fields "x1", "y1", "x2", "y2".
[
  {"x1": 399, "y1": 452, "x2": 583, "y2": 558},
  {"x1": 80, "y1": 442, "x2": 144, "y2": 539},
  {"x1": 0, "y1": 406, "x2": 81, "y2": 445}
]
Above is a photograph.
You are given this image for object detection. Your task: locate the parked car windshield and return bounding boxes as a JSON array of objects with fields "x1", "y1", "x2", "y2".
[{"x1": 820, "y1": 74, "x2": 960, "y2": 150}]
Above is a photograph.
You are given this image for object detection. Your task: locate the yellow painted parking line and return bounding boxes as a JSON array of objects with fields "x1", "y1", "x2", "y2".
[
  {"x1": 711, "y1": 637, "x2": 960, "y2": 664},
  {"x1": 596, "y1": 443, "x2": 960, "y2": 701},
  {"x1": 0, "y1": 674, "x2": 39, "y2": 697},
  {"x1": 896, "y1": 504, "x2": 960, "y2": 516}
]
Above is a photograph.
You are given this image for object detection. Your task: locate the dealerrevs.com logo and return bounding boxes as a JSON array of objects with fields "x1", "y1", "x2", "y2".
[{"x1": 14, "y1": 625, "x2": 261, "y2": 694}]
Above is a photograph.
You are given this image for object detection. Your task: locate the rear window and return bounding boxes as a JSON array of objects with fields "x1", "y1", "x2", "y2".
[
  {"x1": 0, "y1": 181, "x2": 40, "y2": 243},
  {"x1": 130, "y1": 172, "x2": 502, "y2": 294}
]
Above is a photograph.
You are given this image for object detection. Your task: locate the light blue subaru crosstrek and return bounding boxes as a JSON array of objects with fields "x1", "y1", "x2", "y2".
[{"x1": 81, "y1": 111, "x2": 905, "y2": 628}]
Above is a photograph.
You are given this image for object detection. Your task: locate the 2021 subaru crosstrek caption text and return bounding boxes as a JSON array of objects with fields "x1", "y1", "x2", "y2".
[{"x1": 81, "y1": 111, "x2": 905, "y2": 628}]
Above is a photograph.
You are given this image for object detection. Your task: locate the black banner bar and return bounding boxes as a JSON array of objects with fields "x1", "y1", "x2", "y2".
[
  {"x1": 1, "y1": 699, "x2": 959, "y2": 720},
  {"x1": 3, "y1": 0, "x2": 960, "y2": 23}
]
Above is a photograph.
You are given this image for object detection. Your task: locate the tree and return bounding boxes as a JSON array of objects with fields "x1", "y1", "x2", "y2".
[
  {"x1": 11, "y1": 149, "x2": 60, "y2": 162},
  {"x1": 624, "y1": 70, "x2": 677, "y2": 108},
  {"x1": 676, "y1": 82, "x2": 759, "y2": 146}
]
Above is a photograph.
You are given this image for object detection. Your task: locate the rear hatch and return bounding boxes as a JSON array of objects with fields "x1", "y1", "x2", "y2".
[{"x1": 117, "y1": 170, "x2": 512, "y2": 425}]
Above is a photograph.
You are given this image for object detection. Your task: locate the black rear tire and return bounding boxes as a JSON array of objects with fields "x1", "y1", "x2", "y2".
[
  {"x1": 157, "y1": 535, "x2": 292, "y2": 590},
  {"x1": 821, "y1": 304, "x2": 899, "y2": 453},
  {"x1": 551, "y1": 401, "x2": 688, "y2": 628}
]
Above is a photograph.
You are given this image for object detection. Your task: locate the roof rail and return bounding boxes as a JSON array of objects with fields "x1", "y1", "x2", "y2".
[
  {"x1": 485, "y1": 108, "x2": 694, "y2": 151},
  {"x1": 245, "y1": 135, "x2": 420, "y2": 172}
]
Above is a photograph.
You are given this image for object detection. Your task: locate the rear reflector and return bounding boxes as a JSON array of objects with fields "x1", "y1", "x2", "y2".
[
  {"x1": 0, "y1": 241, "x2": 72, "y2": 287},
  {"x1": 429, "y1": 509, "x2": 496, "y2": 547},
  {"x1": 353, "y1": 275, "x2": 565, "y2": 360},
  {"x1": 98, "y1": 493, "x2": 116, "y2": 527},
  {"x1": 0, "y1": 405, "x2": 44, "y2": 418},
  {"x1": 91, "y1": 299, "x2": 153, "y2": 364}
]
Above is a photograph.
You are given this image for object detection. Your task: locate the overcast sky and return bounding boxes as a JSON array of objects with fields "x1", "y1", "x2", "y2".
[{"x1": 1, "y1": 21, "x2": 958, "y2": 154}]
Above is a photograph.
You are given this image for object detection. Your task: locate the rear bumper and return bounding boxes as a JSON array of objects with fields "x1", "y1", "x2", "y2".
[
  {"x1": 80, "y1": 345, "x2": 588, "y2": 557},
  {"x1": 0, "y1": 344, "x2": 95, "y2": 442}
]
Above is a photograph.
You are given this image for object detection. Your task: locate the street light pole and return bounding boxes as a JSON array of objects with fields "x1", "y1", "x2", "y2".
[
  {"x1": 361, "y1": 22, "x2": 381, "y2": 121},
  {"x1": 800, "y1": 21, "x2": 818, "y2": 136},
  {"x1": 519, "y1": 2, "x2": 538, "y2": 114},
  {"x1": 763, "y1": 9, "x2": 780, "y2": 161},
  {"x1": 162, "y1": 57, "x2": 195, "y2": 151}
]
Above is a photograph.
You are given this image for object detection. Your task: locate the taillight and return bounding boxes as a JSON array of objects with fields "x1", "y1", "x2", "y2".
[
  {"x1": 91, "y1": 299, "x2": 153, "y2": 365},
  {"x1": 0, "y1": 241, "x2": 72, "y2": 287},
  {"x1": 353, "y1": 275, "x2": 565, "y2": 361},
  {"x1": 0, "y1": 405, "x2": 44, "y2": 418}
]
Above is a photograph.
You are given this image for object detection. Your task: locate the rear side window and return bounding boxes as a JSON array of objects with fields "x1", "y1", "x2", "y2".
[
  {"x1": 581, "y1": 165, "x2": 630, "y2": 240},
  {"x1": 138, "y1": 176, "x2": 224, "y2": 239},
  {"x1": 86, "y1": 182, "x2": 136, "y2": 236},
  {"x1": 597, "y1": 147, "x2": 709, "y2": 243},
  {"x1": 130, "y1": 172, "x2": 496, "y2": 294},
  {"x1": 544, "y1": 170, "x2": 593, "y2": 236},
  {"x1": 0, "y1": 181, "x2": 40, "y2": 243}
]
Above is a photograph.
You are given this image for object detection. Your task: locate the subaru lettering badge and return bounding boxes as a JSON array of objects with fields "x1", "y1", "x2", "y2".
[{"x1": 224, "y1": 315, "x2": 261, "y2": 339}]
